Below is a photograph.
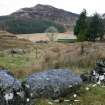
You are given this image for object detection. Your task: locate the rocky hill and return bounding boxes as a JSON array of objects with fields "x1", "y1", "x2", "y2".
[{"x1": 11, "y1": 4, "x2": 79, "y2": 31}]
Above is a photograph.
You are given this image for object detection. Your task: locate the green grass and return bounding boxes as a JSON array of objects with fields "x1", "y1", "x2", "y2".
[
  {"x1": 0, "y1": 41, "x2": 105, "y2": 104},
  {"x1": 35, "y1": 85, "x2": 105, "y2": 105},
  {"x1": 0, "y1": 55, "x2": 27, "y2": 68},
  {"x1": 57, "y1": 39, "x2": 76, "y2": 43},
  {"x1": 0, "y1": 42, "x2": 104, "y2": 77}
]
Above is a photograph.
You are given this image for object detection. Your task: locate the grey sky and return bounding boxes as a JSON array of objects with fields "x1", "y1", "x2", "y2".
[{"x1": 0, "y1": 0, "x2": 105, "y2": 16}]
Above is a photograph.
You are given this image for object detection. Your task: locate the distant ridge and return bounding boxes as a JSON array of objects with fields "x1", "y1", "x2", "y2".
[{"x1": 11, "y1": 4, "x2": 79, "y2": 31}]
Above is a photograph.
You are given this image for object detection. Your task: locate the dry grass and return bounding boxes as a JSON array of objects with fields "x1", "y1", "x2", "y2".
[
  {"x1": 0, "y1": 41, "x2": 104, "y2": 78},
  {"x1": 0, "y1": 34, "x2": 105, "y2": 104},
  {"x1": 0, "y1": 32, "x2": 105, "y2": 78},
  {"x1": 38, "y1": 42, "x2": 105, "y2": 73},
  {"x1": 16, "y1": 32, "x2": 76, "y2": 42},
  {"x1": 0, "y1": 31, "x2": 33, "y2": 50}
]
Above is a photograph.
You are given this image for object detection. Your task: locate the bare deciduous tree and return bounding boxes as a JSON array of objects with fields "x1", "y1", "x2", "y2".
[{"x1": 45, "y1": 26, "x2": 58, "y2": 42}]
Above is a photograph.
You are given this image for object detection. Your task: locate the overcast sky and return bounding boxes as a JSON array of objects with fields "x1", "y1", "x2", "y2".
[{"x1": 0, "y1": 0, "x2": 105, "y2": 16}]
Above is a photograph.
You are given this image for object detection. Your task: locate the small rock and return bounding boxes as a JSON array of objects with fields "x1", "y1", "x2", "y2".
[
  {"x1": 73, "y1": 94, "x2": 77, "y2": 98},
  {"x1": 92, "y1": 84, "x2": 97, "y2": 87},
  {"x1": 85, "y1": 87, "x2": 89, "y2": 91},
  {"x1": 74, "y1": 100, "x2": 80, "y2": 102},
  {"x1": 54, "y1": 99, "x2": 59, "y2": 103},
  {"x1": 48, "y1": 101, "x2": 53, "y2": 105},
  {"x1": 64, "y1": 99, "x2": 70, "y2": 102}
]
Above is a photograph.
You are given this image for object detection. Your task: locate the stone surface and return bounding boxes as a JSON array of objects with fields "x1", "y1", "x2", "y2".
[
  {"x1": 24, "y1": 69, "x2": 82, "y2": 99},
  {"x1": 81, "y1": 58, "x2": 105, "y2": 84},
  {"x1": 90, "y1": 59, "x2": 105, "y2": 84},
  {"x1": 0, "y1": 70, "x2": 28, "y2": 105}
]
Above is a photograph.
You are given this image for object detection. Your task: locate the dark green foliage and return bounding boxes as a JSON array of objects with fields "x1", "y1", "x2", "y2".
[
  {"x1": 0, "y1": 16, "x2": 14, "y2": 21},
  {"x1": 87, "y1": 13, "x2": 105, "y2": 41},
  {"x1": 74, "y1": 10, "x2": 105, "y2": 42},
  {"x1": 0, "y1": 16, "x2": 65, "y2": 34},
  {"x1": 74, "y1": 9, "x2": 88, "y2": 41},
  {"x1": 57, "y1": 39, "x2": 76, "y2": 43},
  {"x1": 0, "y1": 16, "x2": 15, "y2": 30}
]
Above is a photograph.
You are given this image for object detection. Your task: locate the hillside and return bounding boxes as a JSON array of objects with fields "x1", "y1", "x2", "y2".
[
  {"x1": 0, "y1": 4, "x2": 79, "y2": 34},
  {"x1": 11, "y1": 4, "x2": 79, "y2": 31},
  {"x1": 0, "y1": 31, "x2": 33, "y2": 50}
]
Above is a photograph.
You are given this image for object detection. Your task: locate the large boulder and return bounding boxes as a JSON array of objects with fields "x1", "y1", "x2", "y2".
[
  {"x1": 0, "y1": 69, "x2": 29, "y2": 105},
  {"x1": 23, "y1": 69, "x2": 82, "y2": 99}
]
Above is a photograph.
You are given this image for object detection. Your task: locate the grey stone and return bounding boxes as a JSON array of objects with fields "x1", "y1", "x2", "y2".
[
  {"x1": 80, "y1": 73, "x2": 91, "y2": 83},
  {"x1": 0, "y1": 70, "x2": 21, "y2": 90},
  {"x1": 24, "y1": 69, "x2": 82, "y2": 99},
  {"x1": 81, "y1": 58, "x2": 105, "y2": 84},
  {"x1": 0, "y1": 70, "x2": 28, "y2": 105}
]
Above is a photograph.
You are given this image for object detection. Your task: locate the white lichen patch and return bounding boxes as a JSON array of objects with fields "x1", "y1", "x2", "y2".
[
  {"x1": 69, "y1": 85, "x2": 72, "y2": 88},
  {"x1": 4, "y1": 93, "x2": 14, "y2": 101},
  {"x1": 16, "y1": 92, "x2": 24, "y2": 98},
  {"x1": 64, "y1": 99, "x2": 70, "y2": 102},
  {"x1": 99, "y1": 75, "x2": 105, "y2": 81},
  {"x1": 73, "y1": 94, "x2": 77, "y2": 98},
  {"x1": 27, "y1": 98, "x2": 30, "y2": 102},
  {"x1": 25, "y1": 84, "x2": 30, "y2": 88},
  {"x1": 74, "y1": 99, "x2": 80, "y2": 102},
  {"x1": 48, "y1": 101, "x2": 53, "y2": 105},
  {"x1": 53, "y1": 99, "x2": 59, "y2": 103},
  {"x1": 85, "y1": 87, "x2": 90, "y2": 91},
  {"x1": 92, "y1": 84, "x2": 97, "y2": 87}
]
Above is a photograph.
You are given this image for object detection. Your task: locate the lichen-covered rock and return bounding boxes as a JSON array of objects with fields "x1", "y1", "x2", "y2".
[
  {"x1": 24, "y1": 69, "x2": 82, "y2": 99},
  {"x1": 81, "y1": 58, "x2": 105, "y2": 84},
  {"x1": 90, "y1": 59, "x2": 105, "y2": 84},
  {"x1": 0, "y1": 70, "x2": 28, "y2": 105}
]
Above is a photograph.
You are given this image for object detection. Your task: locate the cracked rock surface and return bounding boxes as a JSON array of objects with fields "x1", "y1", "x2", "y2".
[
  {"x1": 24, "y1": 69, "x2": 82, "y2": 99},
  {"x1": 0, "y1": 69, "x2": 27, "y2": 105}
]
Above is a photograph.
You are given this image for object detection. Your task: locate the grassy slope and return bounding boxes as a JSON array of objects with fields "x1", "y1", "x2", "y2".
[{"x1": 0, "y1": 31, "x2": 32, "y2": 50}]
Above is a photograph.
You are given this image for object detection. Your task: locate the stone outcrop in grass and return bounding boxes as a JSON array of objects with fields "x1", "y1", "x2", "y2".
[
  {"x1": 81, "y1": 58, "x2": 105, "y2": 84},
  {"x1": 0, "y1": 69, "x2": 28, "y2": 105},
  {"x1": 23, "y1": 69, "x2": 82, "y2": 99},
  {"x1": 0, "y1": 69, "x2": 82, "y2": 104}
]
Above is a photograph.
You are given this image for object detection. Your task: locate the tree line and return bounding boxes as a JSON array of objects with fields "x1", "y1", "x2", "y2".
[
  {"x1": 74, "y1": 9, "x2": 105, "y2": 42},
  {"x1": 0, "y1": 16, "x2": 65, "y2": 34}
]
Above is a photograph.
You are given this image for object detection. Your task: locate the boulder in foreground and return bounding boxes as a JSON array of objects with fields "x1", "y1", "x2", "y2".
[
  {"x1": 24, "y1": 69, "x2": 82, "y2": 99},
  {"x1": 0, "y1": 70, "x2": 28, "y2": 105}
]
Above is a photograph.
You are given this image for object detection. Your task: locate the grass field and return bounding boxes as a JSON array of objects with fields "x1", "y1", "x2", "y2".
[
  {"x1": 1, "y1": 31, "x2": 105, "y2": 104},
  {"x1": 16, "y1": 32, "x2": 76, "y2": 42}
]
